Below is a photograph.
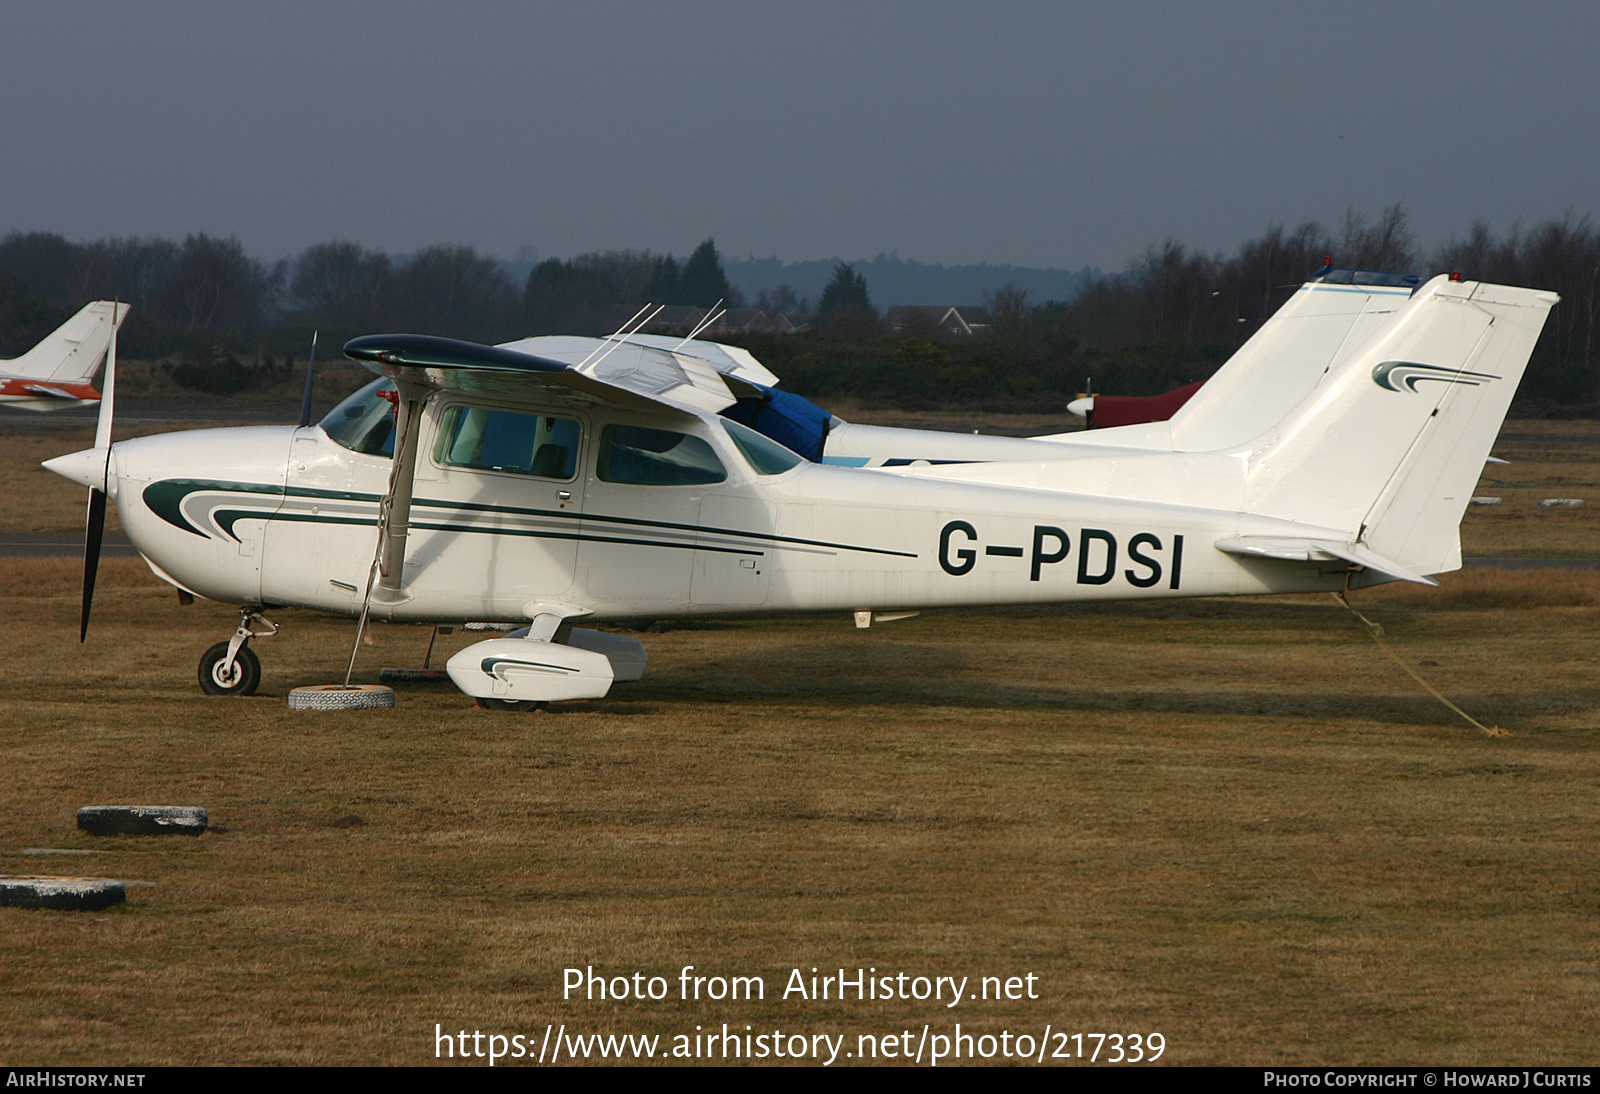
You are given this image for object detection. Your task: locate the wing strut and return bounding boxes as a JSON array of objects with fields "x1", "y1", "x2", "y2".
[
  {"x1": 342, "y1": 377, "x2": 427, "y2": 685},
  {"x1": 377, "y1": 379, "x2": 426, "y2": 598}
]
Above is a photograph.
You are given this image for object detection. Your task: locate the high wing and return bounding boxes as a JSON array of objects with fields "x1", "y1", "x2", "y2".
[
  {"x1": 0, "y1": 300, "x2": 127, "y2": 411},
  {"x1": 589, "y1": 333, "x2": 780, "y2": 387},
  {"x1": 345, "y1": 332, "x2": 758, "y2": 415}
]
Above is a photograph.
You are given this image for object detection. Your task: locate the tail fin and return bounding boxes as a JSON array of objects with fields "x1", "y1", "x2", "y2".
[
  {"x1": 1243, "y1": 275, "x2": 1557, "y2": 576},
  {"x1": 1, "y1": 301, "x2": 127, "y2": 384},
  {"x1": 1166, "y1": 269, "x2": 1417, "y2": 451},
  {"x1": 1031, "y1": 267, "x2": 1418, "y2": 450}
]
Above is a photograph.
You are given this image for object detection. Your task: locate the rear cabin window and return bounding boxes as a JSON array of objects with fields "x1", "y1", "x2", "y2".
[
  {"x1": 597, "y1": 425, "x2": 727, "y2": 485},
  {"x1": 321, "y1": 378, "x2": 398, "y2": 456},
  {"x1": 434, "y1": 405, "x2": 581, "y2": 479}
]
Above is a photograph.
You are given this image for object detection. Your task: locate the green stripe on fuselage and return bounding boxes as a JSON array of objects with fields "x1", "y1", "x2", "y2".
[{"x1": 148, "y1": 478, "x2": 902, "y2": 558}]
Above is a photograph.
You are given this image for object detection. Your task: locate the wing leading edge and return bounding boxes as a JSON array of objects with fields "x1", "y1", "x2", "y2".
[{"x1": 344, "y1": 333, "x2": 744, "y2": 415}]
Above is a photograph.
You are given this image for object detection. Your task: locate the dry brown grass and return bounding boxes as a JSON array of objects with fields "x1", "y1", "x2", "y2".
[
  {"x1": 1, "y1": 560, "x2": 1598, "y2": 1066},
  {"x1": 1462, "y1": 426, "x2": 1600, "y2": 556},
  {"x1": 1500, "y1": 418, "x2": 1600, "y2": 438},
  {"x1": 2, "y1": 421, "x2": 284, "y2": 536},
  {"x1": 0, "y1": 428, "x2": 123, "y2": 535},
  {"x1": 1355, "y1": 567, "x2": 1600, "y2": 610}
]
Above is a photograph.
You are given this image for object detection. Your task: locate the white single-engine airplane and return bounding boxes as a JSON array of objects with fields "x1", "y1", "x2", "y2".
[
  {"x1": 44, "y1": 271, "x2": 1554, "y2": 709},
  {"x1": 2, "y1": 301, "x2": 125, "y2": 411}
]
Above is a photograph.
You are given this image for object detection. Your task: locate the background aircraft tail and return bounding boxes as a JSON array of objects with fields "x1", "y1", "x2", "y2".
[
  {"x1": 1241, "y1": 275, "x2": 1557, "y2": 576},
  {"x1": 2, "y1": 300, "x2": 126, "y2": 384}
]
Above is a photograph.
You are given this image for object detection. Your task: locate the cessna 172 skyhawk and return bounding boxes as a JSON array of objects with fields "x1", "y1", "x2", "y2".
[
  {"x1": 44, "y1": 271, "x2": 1554, "y2": 709},
  {"x1": 1, "y1": 300, "x2": 125, "y2": 411}
]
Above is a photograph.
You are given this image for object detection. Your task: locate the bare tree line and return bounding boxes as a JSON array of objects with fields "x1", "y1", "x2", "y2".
[
  {"x1": 1, "y1": 207, "x2": 1596, "y2": 407},
  {"x1": 998, "y1": 206, "x2": 1599, "y2": 404}
]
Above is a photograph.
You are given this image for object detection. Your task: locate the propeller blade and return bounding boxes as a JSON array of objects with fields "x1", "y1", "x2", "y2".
[
  {"x1": 80, "y1": 487, "x2": 107, "y2": 642},
  {"x1": 80, "y1": 301, "x2": 119, "y2": 642}
]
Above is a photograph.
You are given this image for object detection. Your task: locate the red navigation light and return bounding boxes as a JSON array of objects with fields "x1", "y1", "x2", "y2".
[{"x1": 1449, "y1": 271, "x2": 1463, "y2": 281}]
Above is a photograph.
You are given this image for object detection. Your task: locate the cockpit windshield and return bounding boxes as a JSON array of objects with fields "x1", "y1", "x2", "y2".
[
  {"x1": 320, "y1": 378, "x2": 397, "y2": 456},
  {"x1": 723, "y1": 419, "x2": 803, "y2": 476}
]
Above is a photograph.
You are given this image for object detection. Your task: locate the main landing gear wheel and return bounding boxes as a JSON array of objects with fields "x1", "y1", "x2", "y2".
[
  {"x1": 476, "y1": 698, "x2": 548, "y2": 713},
  {"x1": 199, "y1": 642, "x2": 261, "y2": 696}
]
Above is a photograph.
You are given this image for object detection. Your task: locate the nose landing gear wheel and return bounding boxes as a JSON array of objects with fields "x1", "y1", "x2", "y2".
[{"x1": 199, "y1": 642, "x2": 261, "y2": 696}]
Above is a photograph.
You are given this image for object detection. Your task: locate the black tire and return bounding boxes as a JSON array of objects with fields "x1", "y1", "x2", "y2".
[
  {"x1": 475, "y1": 697, "x2": 547, "y2": 713},
  {"x1": 199, "y1": 642, "x2": 261, "y2": 696}
]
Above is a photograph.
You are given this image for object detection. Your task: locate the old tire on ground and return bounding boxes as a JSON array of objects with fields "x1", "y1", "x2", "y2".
[
  {"x1": 77, "y1": 806, "x2": 208, "y2": 836},
  {"x1": 476, "y1": 697, "x2": 548, "y2": 712},
  {"x1": 288, "y1": 684, "x2": 396, "y2": 711},
  {"x1": 198, "y1": 642, "x2": 261, "y2": 696},
  {"x1": 0, "y1": 876, "x2": 126, "y2": 911}
]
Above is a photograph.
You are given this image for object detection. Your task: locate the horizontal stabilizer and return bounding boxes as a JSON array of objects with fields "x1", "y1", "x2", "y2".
[
  {"x1": 1216, "y1": 536, "x2": 1438, "y2": 585},
  {"x1": 3, "y1": 397, "x2": 98, "y2": 412}
]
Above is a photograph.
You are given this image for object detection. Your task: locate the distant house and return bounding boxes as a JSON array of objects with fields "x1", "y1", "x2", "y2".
[
  {"x1": 707, "y1": 309, "x2": 777, "y2": 334},
  {"x1": 704, "y1": 309, "x2": 812, "y2": 335},
  {"x1": 641, "y1": 305, "x2": 707, "y2": 332},
  {"x1": 885, "y1": 305, "x2": 991, "y2": 337},
  {"x1": 608, "y1": 305, "x2": 811, "y2": 337}
]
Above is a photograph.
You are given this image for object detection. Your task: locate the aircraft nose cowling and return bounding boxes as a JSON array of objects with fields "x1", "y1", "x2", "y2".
[{"x1": 43, "y1": 447, "x2": 114, "y2": 491}]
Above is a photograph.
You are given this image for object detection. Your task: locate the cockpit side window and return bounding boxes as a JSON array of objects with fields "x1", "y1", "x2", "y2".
[
  {"x1": 320, "y1": 378, "x2": 397, "y2": 456},
  {"x1": 433, "y1": 405, "x2": 582, "y2": 479},
  {"x1": 597, "y1": 425, "x2": 727, "y2": 485}
]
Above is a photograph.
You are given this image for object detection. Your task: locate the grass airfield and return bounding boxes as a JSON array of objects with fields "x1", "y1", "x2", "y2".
[{"x1": 1, "y1": 417, "x2": 1598, "y2": 1066}]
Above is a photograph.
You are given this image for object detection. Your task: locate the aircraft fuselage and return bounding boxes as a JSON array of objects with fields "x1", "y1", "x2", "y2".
[{"x1": 101, "y1": 400, "x2": 1362, "y2": 626}]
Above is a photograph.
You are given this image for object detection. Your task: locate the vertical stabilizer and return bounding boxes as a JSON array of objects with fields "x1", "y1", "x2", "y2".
[
  {"x1": 1167, "y1": 276, "x2": 1415, "y2": 451},
  {"x1": 1, "y1": 300, "x2": 126, "y2": 384},
  {"x1": 1030, "y1": 270, "x2": 1417, "y2": 451},
  {"x1": 1241, "y1": 276, "x2": 1556, "y2": 574}
]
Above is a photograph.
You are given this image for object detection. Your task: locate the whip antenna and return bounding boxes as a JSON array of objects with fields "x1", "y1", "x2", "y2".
[{"x1": 297, "y1": 331, "x2": 319, "y2": 428}]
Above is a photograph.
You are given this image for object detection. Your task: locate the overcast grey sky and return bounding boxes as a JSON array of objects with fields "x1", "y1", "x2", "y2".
[{"x1": 3, "y1": 1, "x2": 1596, "y2": 271}]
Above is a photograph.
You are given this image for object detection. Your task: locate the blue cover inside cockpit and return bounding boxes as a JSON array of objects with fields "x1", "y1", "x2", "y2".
[{"x1": 719, "y1": 384, "x2": 832, "y2": 462}]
